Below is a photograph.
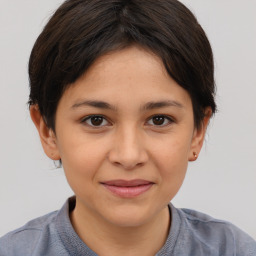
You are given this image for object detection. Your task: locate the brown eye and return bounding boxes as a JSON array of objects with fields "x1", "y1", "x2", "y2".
[
  {"x1": 90, "y1": 116, "x2": 103, "y2": 126},
  {"x1": 82, "y1": 115, "x2": 109, "y2": 127},
  {"x1": 147, "y1": 115, "x2": 173, "y2": 126},
  {"x1": 152, "y1": 116, "x2": 165, "y2": 125}
]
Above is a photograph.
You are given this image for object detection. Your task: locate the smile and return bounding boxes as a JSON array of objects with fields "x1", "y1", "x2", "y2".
[{"x1": 101, "y1": 179, "x2": 154, "y2": 198}]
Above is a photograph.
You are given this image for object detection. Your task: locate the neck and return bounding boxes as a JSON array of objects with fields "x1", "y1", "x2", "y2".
[{"x1": 70, "y1": 200, "x2": 170, "y2": 256}]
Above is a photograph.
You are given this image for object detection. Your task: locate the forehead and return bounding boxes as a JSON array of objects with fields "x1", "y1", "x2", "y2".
[
  {"x1": 58, "y1": 46, "x2": 192, "y2": 111},
  {"x1": 76, "y1": 46, "x2": 168, "y2": 88}
]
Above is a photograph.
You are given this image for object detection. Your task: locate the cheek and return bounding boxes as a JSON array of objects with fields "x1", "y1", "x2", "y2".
[
  {"x1": 151, "y1": 133, "x2": 191, "y2": 168},
  {"x1": 59, "y1": 142, "x2": 106, "y2": 203},
  {"x1": 156, "y1": 150, "x2": 188, "y2": 203},
  {"x1": 56, "y1": 132, "x2": 107, "y2": 186},
  {"x1": 150, "y1": 134, "x2": 191, "y2": 190}
]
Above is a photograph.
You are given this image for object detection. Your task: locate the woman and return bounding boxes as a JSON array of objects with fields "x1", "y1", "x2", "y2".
[{"x1": 0, "y1": 0, "x2": 255, "y2": 255}]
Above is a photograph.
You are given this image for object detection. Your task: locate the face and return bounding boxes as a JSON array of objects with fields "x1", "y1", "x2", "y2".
[{"x1": 32, "y1": 46, "x2": 209, "y2": 228}]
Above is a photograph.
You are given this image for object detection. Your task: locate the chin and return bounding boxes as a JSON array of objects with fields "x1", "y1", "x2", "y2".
[
  {"x1": 108, "y1": 215, "x2": 150, "y2": 228},
  {"x1": 101, "y1": 205, "x2": 155, "y2": 228}
]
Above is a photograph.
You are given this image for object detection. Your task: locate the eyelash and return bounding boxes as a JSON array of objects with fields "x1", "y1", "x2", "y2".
[{"x1": 80, "y1": 115, "x2": 175, "y2": 128}]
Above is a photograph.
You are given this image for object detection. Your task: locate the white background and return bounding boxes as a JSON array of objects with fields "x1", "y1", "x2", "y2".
[{"x1": 0, "y1": 0, "x2": 255, "y2": 239}]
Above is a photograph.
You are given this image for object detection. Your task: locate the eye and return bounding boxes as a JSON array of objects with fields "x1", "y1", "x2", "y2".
[
  {"x1": 81, "y1": 115, "x2": 110, "y2": 127},
  {"x1": 147, "y1": 115, "x2": 174, "y2": 127}
]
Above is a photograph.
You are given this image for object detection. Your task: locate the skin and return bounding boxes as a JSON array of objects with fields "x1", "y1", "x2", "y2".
[{"x1": 30, "y1": 46, "x2": 211, "y2": 256}]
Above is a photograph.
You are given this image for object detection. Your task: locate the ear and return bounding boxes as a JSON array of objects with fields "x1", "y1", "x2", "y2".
[
  {"x1": 30, "y1": 105, "x2": 61, "y2": 160},
  {"x1": 188, "y1": 107, "x2": 212, "y2": 161}
]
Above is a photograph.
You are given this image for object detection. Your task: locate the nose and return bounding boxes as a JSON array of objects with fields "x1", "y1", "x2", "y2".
[{"x1": 108, "y1": 126, "x2": 149, "y2": 170}]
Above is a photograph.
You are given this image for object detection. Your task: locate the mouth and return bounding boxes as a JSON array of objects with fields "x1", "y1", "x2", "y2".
[{"x1": 100, "y1": 179, "x2": 154, "y2": 198}]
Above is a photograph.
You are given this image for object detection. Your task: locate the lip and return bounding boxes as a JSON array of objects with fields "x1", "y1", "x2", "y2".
[{"x1": 101, "y1": 179, "x2": 154, "y2": 198}]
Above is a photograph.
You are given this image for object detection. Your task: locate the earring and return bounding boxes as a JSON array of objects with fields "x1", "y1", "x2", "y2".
[{"x1": 193, "y1": 152, "x2": 198, "y2": 159}]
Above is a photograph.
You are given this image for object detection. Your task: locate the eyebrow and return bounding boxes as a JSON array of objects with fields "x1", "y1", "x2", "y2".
[
  {"x1": 71, "y1": 100, "x2": 184, "y2": 111},
  {"x1": 71, "y1": 100, "x2": 115, "y2": 110},
  {"x1": 141, "y1": 100, "x2": 184, "y2": 111},
  {"x1": 72, "y1": 100, "x2": 117, "y2": 111}
]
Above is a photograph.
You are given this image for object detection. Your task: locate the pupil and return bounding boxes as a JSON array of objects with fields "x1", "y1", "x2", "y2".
[
  {"x1": 91, "y1": 116, "x2": 103, "y2": 126},
  {"x1": 153, "y1": 116, "x2": 164, "y2": 125}
]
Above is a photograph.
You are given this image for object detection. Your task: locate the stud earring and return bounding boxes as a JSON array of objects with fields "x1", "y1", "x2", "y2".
[{"x1": 193, "y1": 152, "x2": 198, "y2": 159}]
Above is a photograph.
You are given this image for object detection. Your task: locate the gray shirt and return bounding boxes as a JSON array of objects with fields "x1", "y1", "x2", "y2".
[{"x1": 0, "y1": 197, "x2": 255, "y2": 256}]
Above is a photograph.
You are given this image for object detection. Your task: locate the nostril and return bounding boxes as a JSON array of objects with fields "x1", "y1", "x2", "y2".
[
  {"x1": 113, "y1": 161, "x2": 144, "y2": 170},
  {"x1": 107, "y1": 137, "x2": 149, "y2": 169}
]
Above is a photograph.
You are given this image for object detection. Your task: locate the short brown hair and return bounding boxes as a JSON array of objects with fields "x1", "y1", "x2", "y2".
[{"x1": 28, "y1": 0, "x2": 216, "y2": 130}]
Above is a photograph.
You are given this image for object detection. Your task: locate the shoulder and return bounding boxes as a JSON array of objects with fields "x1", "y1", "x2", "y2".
[
  {"x1": 0, "y1": 210, "x2": 58, "y2": 256},
  {"x1": 174, "y1": 206, "x2": 256, "y2": 256}
]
